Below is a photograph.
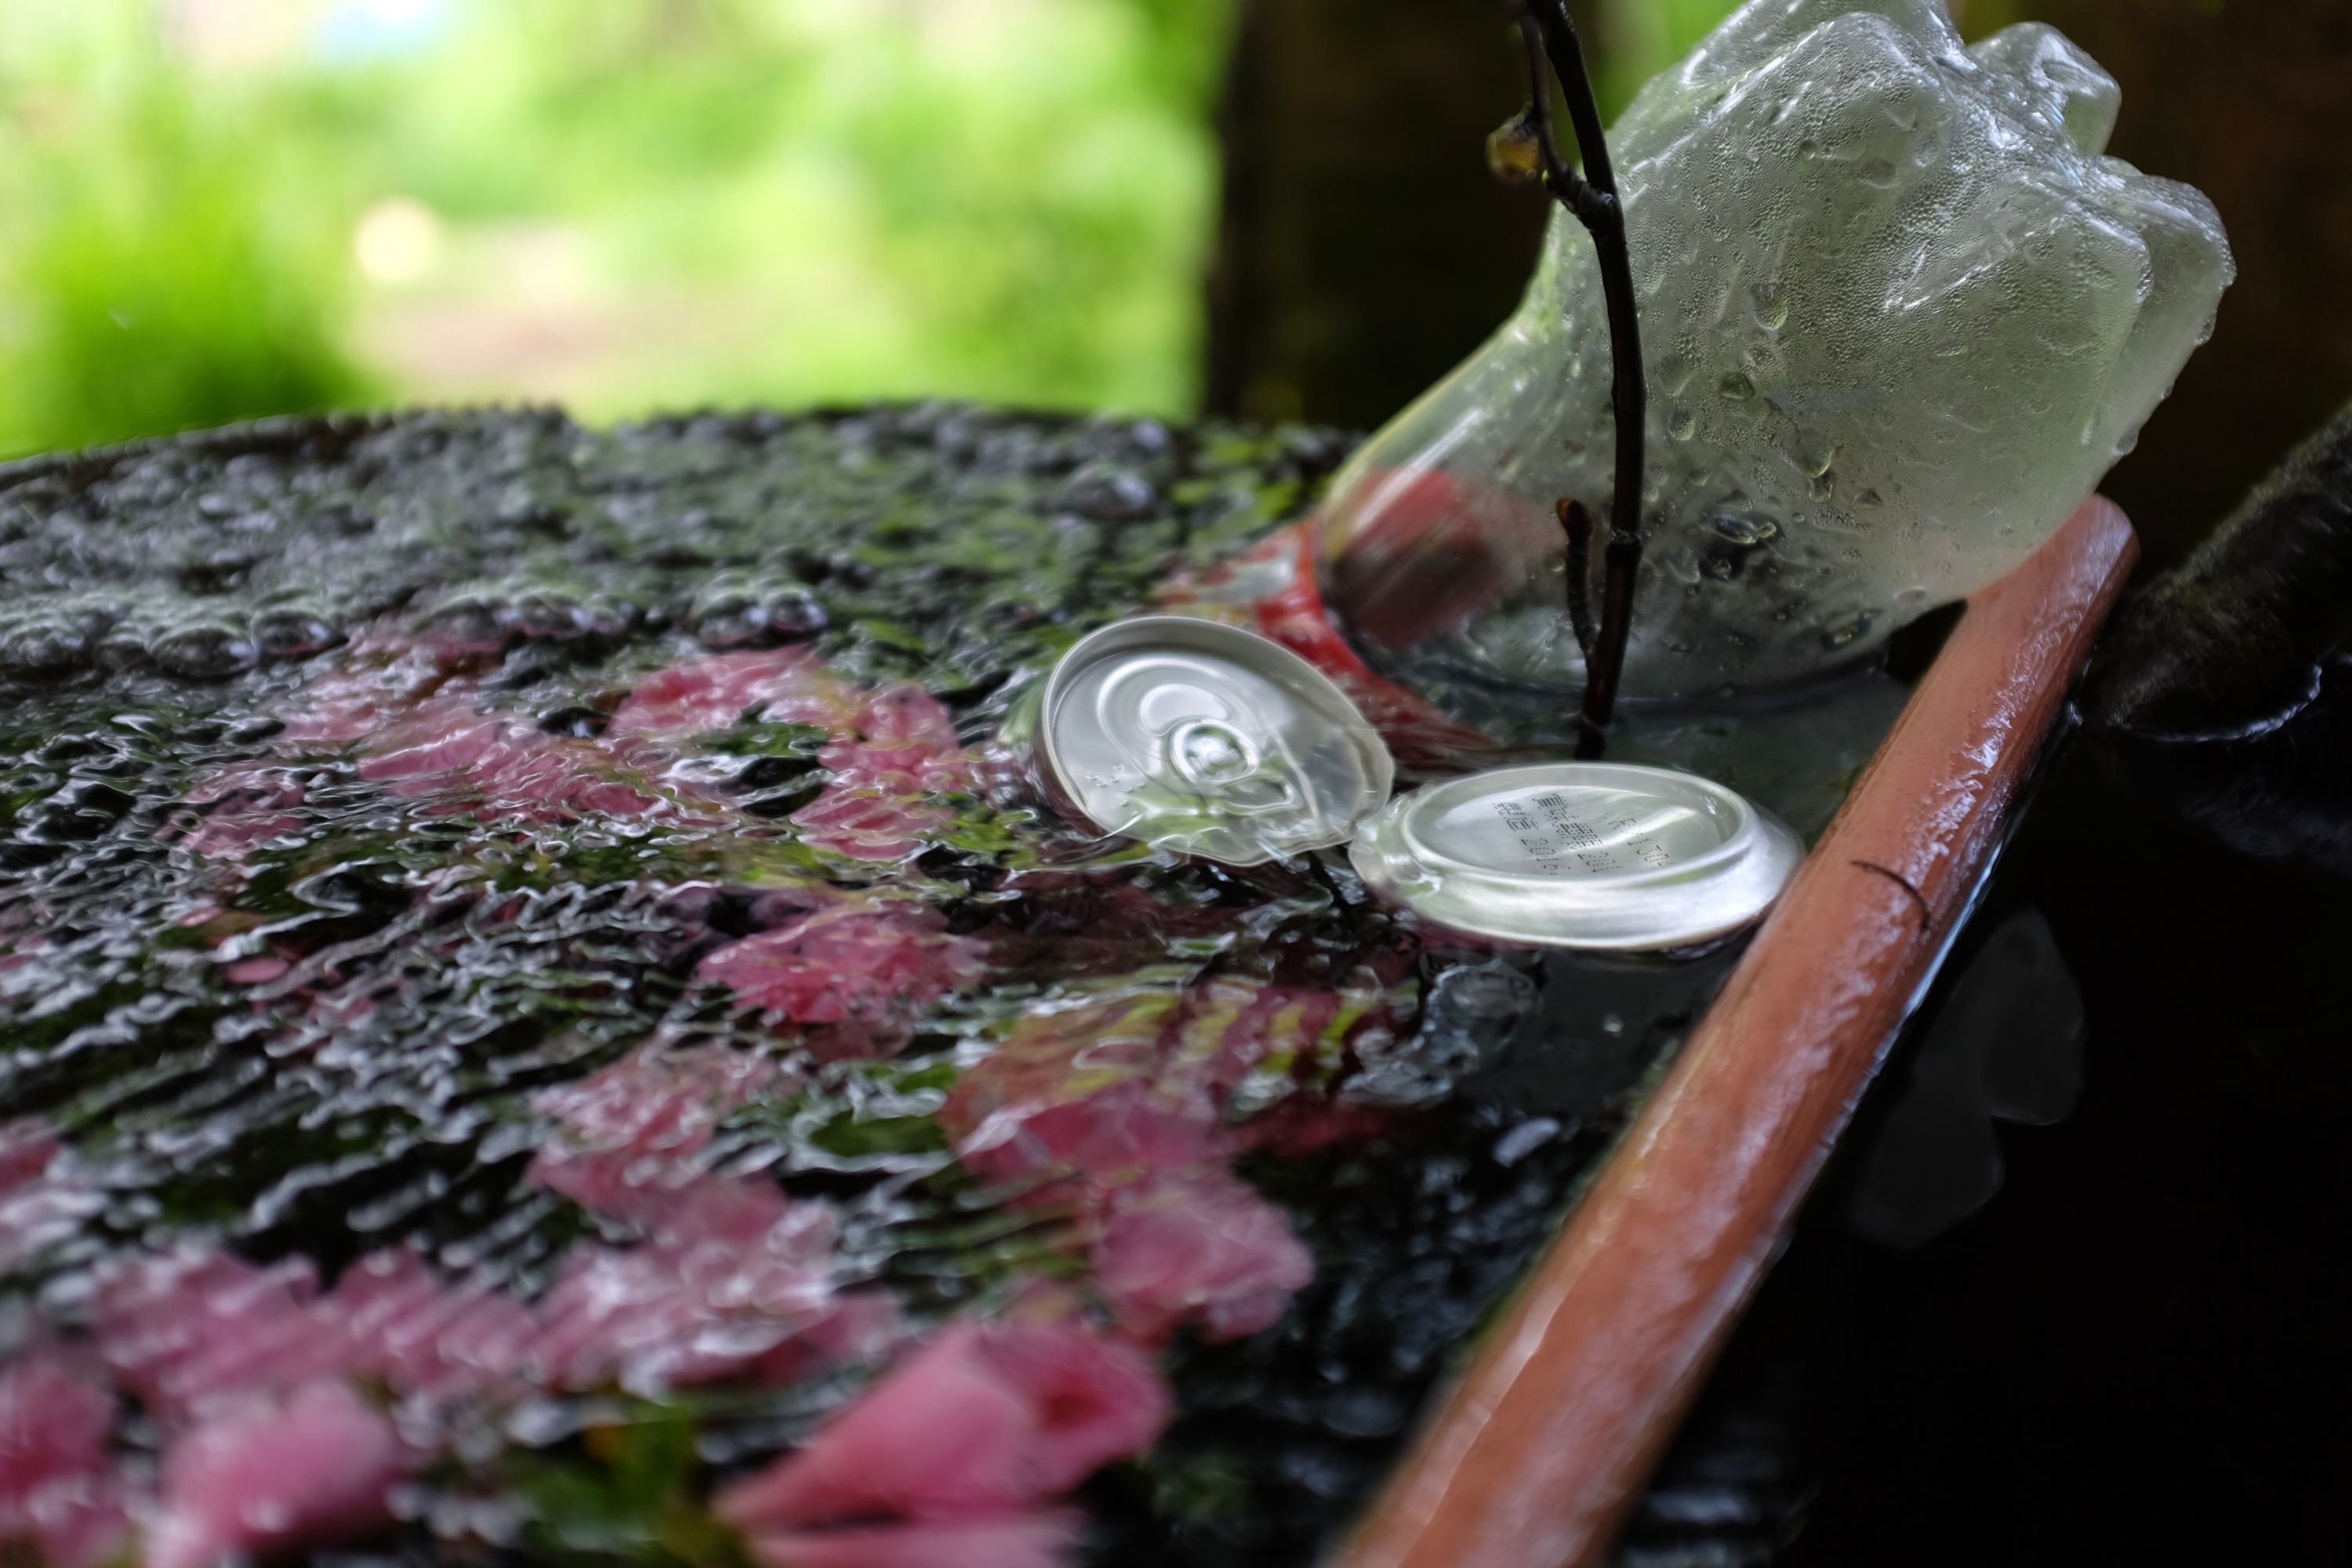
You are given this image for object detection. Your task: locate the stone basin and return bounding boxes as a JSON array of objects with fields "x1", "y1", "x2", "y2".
[{"x1": 0, "y1": 406, "x2": 2129, "y2": 1568}]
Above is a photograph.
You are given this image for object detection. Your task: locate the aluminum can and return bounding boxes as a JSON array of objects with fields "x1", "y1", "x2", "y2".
[
  {"x1": 1035, "y1": 615, "x2": 1393, "y2": 867},
  {"x1": 1348, "y1": 761, "x2": 1803, "y2": 951}
]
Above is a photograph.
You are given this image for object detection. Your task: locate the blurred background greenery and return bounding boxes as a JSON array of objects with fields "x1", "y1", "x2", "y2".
[
  {"x1": 0, "y1": 0, "x2": 1255, "y2": 455},
  {"x1": 0, "y1": 0, "x2": 1752, "y2": 459},
  {"x1": 3, "y1": 0, "x2": 2336, "y2": 560}
]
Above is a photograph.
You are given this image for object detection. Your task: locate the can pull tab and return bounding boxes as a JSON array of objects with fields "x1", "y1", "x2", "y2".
[{"x1": 1165, "y1": 718, "x2": 1298, "y2": 814}]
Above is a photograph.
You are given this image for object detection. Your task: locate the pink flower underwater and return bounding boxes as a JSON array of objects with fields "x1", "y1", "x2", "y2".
[
  {"x1": 93, "y1": 1247, "x2": 529, "y2": 1421},
  {"x1": 0, "y1": 1353, "x2": 126, "y2": 1568},
  {"x1": 740, "y1": 1512, "x2": 1084, "y2": 1568},
  {"x1": 0, "y1": 1121, "x2": 103, "y2": 1274},
  {"x1": 532, "y1": 1180, "x2": 897, "y2": 1394},
  {"x1": 792, "y1": 686, "x2": 979, "y2": 862},
  {"x1": 364, "y1": 694, "x2": 663, "y2": 823},
  {"x1": 172, "y1": 632, "x2": 671, "y2": 854},
  {"x1": 967, "y1": 1078, "x2": 1312, "y2": 1346},
  {"x1": 526, "y1": 1044, "x2": 898, "y2": 1390},
  {"x1": 604, "y1": 648, "x2": 858, "y2": 746},
  {"x1": 1091, "y1": 1168, "x2": 1314, "y2": 1343},
  {"x1": 59, "y1": 1206, "x2": 899, "y2": 1568},
  {"x1": 182, "y1": 640, "x2": 989, "y2": 859},
  {"x1": 605, "y1": 651, "x2": 982, "y2": 860},
  {"x1": 697, "y1": 895, "x2": 987, "y2": 1061},
  {"x1": 321, "y1": 1249, "x2": 542, "y2": 1406},
  {"x1": 717, "y1": 1318, "x2": 1167, "y2": 1536},
  {"x1": 277, "y1": 633, "x2": 470, "y2": 748},
  {"x1": 95, "y1": 1190, "x2": 890, "y2": 1413},
  {"x1": 95, "y1": 1250, "x2": 338, "y2": 1418},
  {"x1": 529, "y1": 1044, "x2": 793, "y2": 1225},
  {"x1": 143, "y1": 1381, "x2": 409, "y2": 1568},
  {"x1": 1157, "y1": 523, "x2": 1494, "y2": 772},
  {"x1": 942, "y1": 983, "x2": 1365, "y2": 1345},
  {"x1": 169, "y1": 764, "x2": 313, "y2": 859}
]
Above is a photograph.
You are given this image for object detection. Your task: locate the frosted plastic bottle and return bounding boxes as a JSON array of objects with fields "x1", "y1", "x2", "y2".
[{"x1": 1315, "y1": 0, "x2": 2234, "y2": 713}]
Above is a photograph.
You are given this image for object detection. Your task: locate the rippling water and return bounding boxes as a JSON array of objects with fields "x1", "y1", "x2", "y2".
[{"x1": 0, "y1": 406, "x2": 1766, "y2": 1568}]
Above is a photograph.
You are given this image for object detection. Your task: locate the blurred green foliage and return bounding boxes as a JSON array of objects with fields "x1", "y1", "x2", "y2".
[
  {"x1": 0, "y1": 8, "x2": 368, "y2": 456},
  {"x1": 0, "y1": 0, "x2": 1236, "y2": 457},
  {"x1": 1599, "y1": 0, "x2": 1745, "y2": 111},
  {"x1": 0, "y1": 1, "x2": 2067, "y2": 459}
]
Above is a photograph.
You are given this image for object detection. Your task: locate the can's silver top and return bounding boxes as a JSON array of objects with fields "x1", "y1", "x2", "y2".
[
  {"x1": 1038, "y1": 615, "x2": 1392, "y2": 867},
  {"x1": 1348, "y1": 761, "x2": 1803, "y2": 951}
]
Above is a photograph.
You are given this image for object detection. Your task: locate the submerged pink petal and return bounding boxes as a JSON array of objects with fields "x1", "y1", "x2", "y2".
[
  {"x1": 1094, "y1": 1170, "x2": 1314, "y2": 1345},
  {"x1": 0, "y1": 1124, "x2": 56, "y2": 1194},
  {"x1": 0, "y1": 1121, "x2": 103, "y2": 1274},
  {"x1": 793, "y1": 687, "x2": 976, "y2": 861},
  {"x1": 172, "y1": 764, "x2": 309, "y2": 858},
  {"x1": 941, "y1": 987, "x2": 1326, "y2": 1343},
  {"x1": 364, "y1": 698, "x2": 662, "y2": 822},
  {"x1": 742, "y1": 1512, "x2": 1083, "y2": 1568},
  {"x1": 146, "y1": 1381, "x2": 407, "y2": 1568},
  {"x1": 975, "y1": 1320, "x2": 1172, "y2": 1494},
  {"x1": 790, "y1": 786, "x2": 959, "y2": 862},
  {"x1": 328, "y1": 1249, "x2": 539, "y2": 1404},
  {"x1": 940, "y1": 994, "x2": 1181, "y2": 1175},
  {"x1": 278, "y1": 635, "x2": 466, "y2": 747},
  {"x1": 829, "y1": 688, "x2": 975, "y2": 794},
  {"x1": 0, "y1": 1353, "x2": 127, "y2": 1568},
  {"x1": 93, "y1": 1250, "x2": 335, "y2": 1420},
  {"x1": 604, "y1": 653, "x2": 978, "y2": 858},
  {"x1": 530, "y1": 1044, "x2": 790, "y2": 1224},
  {"x1": 607, "y1": 648, "x2": 855, "y2": 743},
  {"x1": 529, "y1": 1183, "x2": 891, "y2": 1394},
  {"x1": 698, "y1": 901, "x2": 985, "y2": 1061},
  {"x1": 92, "y1": 1186, "x2": 887, "y2": 1420},
  {"x1": 717, "y1": 1326, "x2": 1034, "y2": 1530},
  {"x1": 716, "y1": 1320, "x2": 1167, "y2": 1534},
  {"x1": 96, "y1": 1245, "x2": 543, "y2": 1415}
]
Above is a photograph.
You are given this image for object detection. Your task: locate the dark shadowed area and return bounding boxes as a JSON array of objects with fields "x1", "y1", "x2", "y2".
[
  {"x1": 1199, "y1": 2, "x2": 2352, "y2": 1560},
  {"x1": 1207, "y1": 0, "x2": 2352, "y2": 568},
  {"x1": 5, "y1": 3, "x2": 2352, "y2": 1566}
]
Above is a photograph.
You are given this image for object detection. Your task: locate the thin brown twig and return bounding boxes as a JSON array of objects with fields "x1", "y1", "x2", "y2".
[
  {"x1": 1559, "y1": 498, "x2": 1598, "y2": 662},
  {"x1": 1504, "y1": 2, "x2": 1647, "y2": 760}
]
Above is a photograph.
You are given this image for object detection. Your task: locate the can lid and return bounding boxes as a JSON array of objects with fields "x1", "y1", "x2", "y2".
[
  {"x1": 1038, "y1": 615, "x2": 1393, "y2": 867},
  {"x1": 1348, "y1": 761, "x2": 1803, "y2": 951}
]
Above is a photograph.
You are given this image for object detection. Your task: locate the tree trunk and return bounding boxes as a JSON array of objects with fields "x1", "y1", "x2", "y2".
[{"x1": 1204, "y1": 0, "x2": 1572, "y2": 430}]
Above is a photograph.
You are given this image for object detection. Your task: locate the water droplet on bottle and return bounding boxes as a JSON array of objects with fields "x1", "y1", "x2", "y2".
[
  {"x1": 1820, "y1": 611, "x2": 1876, "y2": 652},
  {"x1": 1668, "y1": 406, "x2": 1697, "y2": 441},
  {"x1": 1709, "y1": 510, "x2": 1779, "y2": 548},
  {"x1": 1718, "y1": 370, "x2": 1758, "y2": 402}
]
